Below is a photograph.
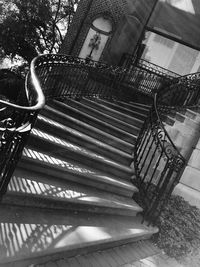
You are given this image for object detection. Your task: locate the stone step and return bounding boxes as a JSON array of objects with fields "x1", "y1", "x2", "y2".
[
  {"x1": 19, "y1": 147, "x2": 138, "y2": 198},
  {"x1": 94, "y1": 98, "x2": 148, "y2": 120},
  {"x1": 45, "y1": 101, "x2": 137, "y2": 145},
  {"x1": 28, "y1": 129, "x2": 134, "y2": 180},
  {"x1": 130, "y1": 102, "x2": 152, "y2": 109},
  {"x1": 35, "y1": 115, "x2": 134, "y2": 164},
  {"x1": 179, "y1": 108, "x2": 199, "y2": 120},
  {"x1": 59, "y1": 99, "x2": 140, "y2": 136},
  {"x1": 39, "y1": 106, "x2": 134, "y2": 154},
  {"x1": 161, "y1": 114, "x2": 175, "y2": 126},
  {"x1": 0, "y1": 205, "x2": 158, "y2": 266},
  {"x1": 3, "y1": 168, "x2": 142, "y2": 217},
  {"x1": 116, "y1": 100, "x2": 150, "y2": 114},
  {"x1": 80, "y1": 98, "x2": 144, "y2": 127},
  {"x1": 37, "y1": 240, "x2": 161, "y2": 267}
]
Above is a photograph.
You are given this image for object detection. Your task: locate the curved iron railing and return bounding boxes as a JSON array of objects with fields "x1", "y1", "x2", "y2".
[
  {"x1": 32, "y1": 54, "x2": 127, "y2": 101},
  {"x1": 120, "y1": 57, "x2": 180, "y2": 97},
  {"x1": 120, "y1": 53, "x2": 180, "y2": 79},
  {"x1": 32, "y1": 54, "x2": 177, "y2": 102},
  {"x1": 0, "y1": 63, "x2": 45, "y2": 198},
  {"x1": 134, "y1": 71, "x2": 200, "y2": 224},
  {"x1": 158, "y1": 72, "x2": 200, "y2": 109},
  {"x1": 134, "y1": 95, "x2": 186, "y2": 223}
]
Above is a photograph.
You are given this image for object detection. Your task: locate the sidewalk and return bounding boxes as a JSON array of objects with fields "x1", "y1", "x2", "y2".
[{"x1": 33, "y1": 240, "x2": 184, "y2": 267}]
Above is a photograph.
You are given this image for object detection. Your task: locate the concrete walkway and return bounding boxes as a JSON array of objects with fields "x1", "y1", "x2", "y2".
[{"x1": 32, "y1": 240, "x2": 183, "y2": 267}]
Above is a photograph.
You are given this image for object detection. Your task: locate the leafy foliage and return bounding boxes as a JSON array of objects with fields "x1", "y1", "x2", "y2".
[
  {"x1": 152, "y1": 195, "x2": 200, "y2": 259},
  {"x1": 0, "y1": 0, "x2": 80, "y2": 63}
]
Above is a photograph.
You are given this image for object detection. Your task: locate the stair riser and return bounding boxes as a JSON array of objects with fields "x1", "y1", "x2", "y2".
[
  {"x1": 27, "y1": 136, "x2": 133, "y2": 180},
  {"x1": 18, "y1": 160, "x2": 135, "y2": 198},
  {"x1": 0, "y1": 227, "x2": 154, "y2": 267},
  {"x1": 42, "y1": 106, "x2": 136, "y2": 145},
  {"x1": 118, "y1": 101, "x2": 150, "y2": 111},
  {"x1": 35, "y1": 120, "x2": 133, "y2": 165},
  {"x1": 3, "y1": 194, "x2": 138, "y2": 217},
  {"x1": 62, "y1": 100, "x2": 140, "y2": 135},
  {"x1": 78, "y1": 99, "x2": 144, "y2": 128},
  {"x1": 95, "y1": 99, "x2": 148, "y2": 120}
]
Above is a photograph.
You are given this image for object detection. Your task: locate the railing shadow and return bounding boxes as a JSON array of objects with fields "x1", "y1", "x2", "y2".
[{"x1": 0, "y1": 204, "x2": 144, "y2": 263}]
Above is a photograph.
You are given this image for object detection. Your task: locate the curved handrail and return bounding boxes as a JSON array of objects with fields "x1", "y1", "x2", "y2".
[
  {"x1": 157, "y1": 71, "x2": 200, "y2": 109},
  {"x1": 0, "y1": 56, "x2": 45, "y2": 198},
  {"x1": 134, "y1": 69, "x2": 200, "y2": 224},
  {"x1": 138, "y1": 58, "x2": 180, "y2": 79},
  {"x1": 31, "y1": 54, "x2": 127, "y2": 101},
  {"x1": 0, "y1": 60, "x2": 45, "y2": 111}
]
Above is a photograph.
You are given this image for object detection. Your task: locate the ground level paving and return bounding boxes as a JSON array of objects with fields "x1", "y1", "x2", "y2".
[{"x1": 32, "y1": 240, "x2": 184, "y2": 267}]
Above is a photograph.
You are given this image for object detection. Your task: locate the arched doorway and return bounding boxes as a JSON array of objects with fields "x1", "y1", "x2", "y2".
[{"x1": 79, "y1": 17, "x2": 112, "y2": 61}]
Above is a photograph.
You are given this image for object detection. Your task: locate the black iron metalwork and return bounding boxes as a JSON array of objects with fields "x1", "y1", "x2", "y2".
[
  {"x1": 32, "y1": 54, "x2": 128, "y2": 101},
  {"x1": 0, "y1": 65, "x2": 45, "y2": 198},
  {"x1": 134, "y1": 94, "x2": 186, "y2": 224},
  {"x1": 134, "y1": 71, "x2": 200, "y2": 224},
  {"x1": 120, "y1": 53, "x2": 180, "y2": 79},
  {"x1": 119, "y1": 54, "x2": 180, "y2": 98},
  {"x1": 158, "y1": 72, "x2": 200, "y2": 109}
]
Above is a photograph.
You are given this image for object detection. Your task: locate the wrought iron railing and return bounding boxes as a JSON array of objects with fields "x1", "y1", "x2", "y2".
[
  {"x1": 120, "y1": 53, "x2": 180, "y2": 79},
  {"x1": 32, "y1": 54, "x2": 127, "y2": 101},
  {"x1": 32, "y1": 54, "x2": 178, "y2": 102},
  {"x1": 120, "y1": 53, "x2": 180, "y2": 97},
  {"x1": 134, "y1": 95, "x2": 186, "y2": 224},
  {"x1": 158, "y1": 72, "x2": 200, "y2": 108},
  {"x1": 0, "y1": 64, "x2": 45, "y2": 198},
  {"x1": 134, "y1": 71, "x2": 200, "y2": 224}
]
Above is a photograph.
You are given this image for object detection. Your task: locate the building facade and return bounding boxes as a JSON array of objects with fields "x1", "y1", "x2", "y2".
[
  {"x1": 60, "y1": 0, "x2": 157, "y2": 65},
  {"x1": 60, "y1": 0, "x2": 200, "y2": 71}
]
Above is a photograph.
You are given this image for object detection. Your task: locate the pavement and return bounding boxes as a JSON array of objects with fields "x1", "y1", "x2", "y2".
[{"x1": 32, "y1": 240, "x2": 184, "y2": 267}]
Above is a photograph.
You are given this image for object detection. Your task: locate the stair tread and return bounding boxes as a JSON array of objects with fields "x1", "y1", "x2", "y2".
[
  {"x1": 81, "y1": 98, "x2": 144, "y2": 125},
  {"x1": 29, "y1": 128, "x2": 133, "y2": 174},
  {"x1": 5, "y1": 169, "x2": 142, "y2": 214},
  {"x1": 43, "y1": 104, "x2": 137, "y2": 145},
  {"x1": 117, "y1": 100, "x2": 151, "y2": 112},
  {"x1": 95, "y1": 98, "x2": 148, "y2": 119},
  {"x1": 63, "y1": 99, "x2": 142, "y2": 129},
  {"x1": 0, "y1": 205, "x2": 157, "y2": 264},
  {"x1": 20, "y1": 147, "x2": 138, "y2": 193},
  {"x1": 52, "y1": 100, "x2": 140, "y2": 136},
  {"x1": 36, "y1": 115, "x2": 133, "y2": 159},
  {"x1": 130, "y1": 102, "x2": 151, "y2": 109}
]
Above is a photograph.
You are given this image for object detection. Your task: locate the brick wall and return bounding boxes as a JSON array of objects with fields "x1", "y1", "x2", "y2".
[
  {"x1": 59, "y1": 0, "x2": 157, "y2": 65},
  {"x1": 59, "y1": 0, "x2": 127, "y2": 57}
]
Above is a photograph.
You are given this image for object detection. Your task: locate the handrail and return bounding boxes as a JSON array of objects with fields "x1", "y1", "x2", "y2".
[
  {"x1": 0, "y1": 62, "x2": 45, "y2": 111},
  {"x1": 0, "y1": 57, "x2": 45, "y2": 198},
  {"x1": 134, "y1": 70, "x2": 200, "y2": 224},
  {"x1": 157, "y1": 71, "x2": 200, "y2": 109},
  {"x1": 120, "y1": 53, "x2": 180, "y2": 79},
  {"x1": 32, "y1": 54, "x2": 126, "y2": 101}
]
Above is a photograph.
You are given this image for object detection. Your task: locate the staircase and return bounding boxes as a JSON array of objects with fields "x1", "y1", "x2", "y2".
[{"x1": 0, "y1": 97, "x2": 158, "y2": 266}]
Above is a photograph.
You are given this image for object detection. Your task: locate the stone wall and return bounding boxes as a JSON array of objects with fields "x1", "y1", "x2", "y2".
[{"x1": 169, "y1": 110, "x2": 200, "y2": 208}]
